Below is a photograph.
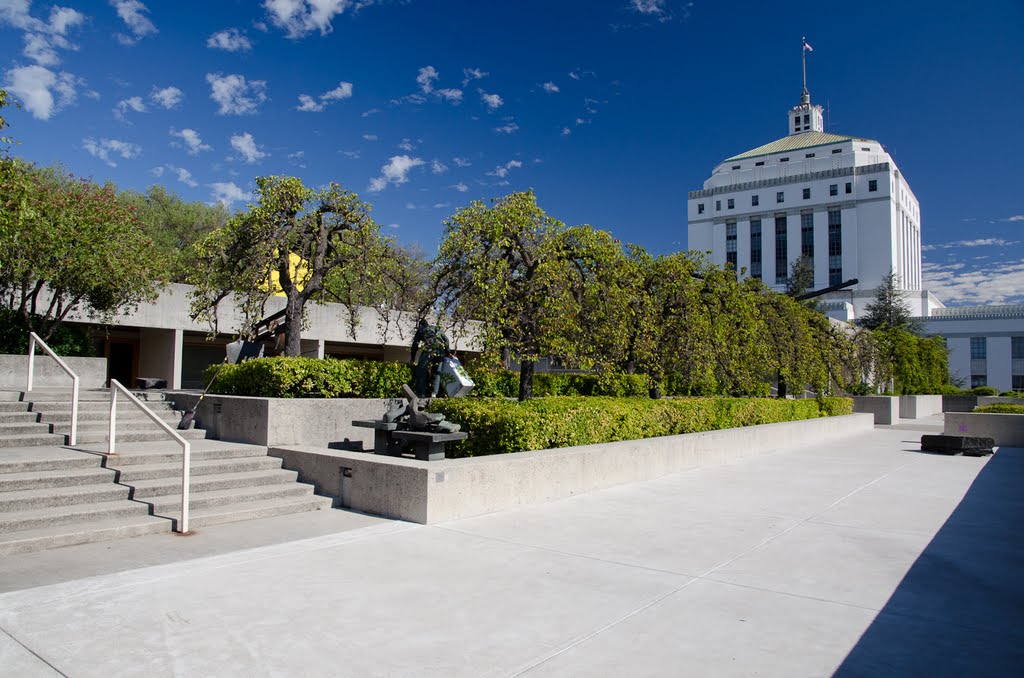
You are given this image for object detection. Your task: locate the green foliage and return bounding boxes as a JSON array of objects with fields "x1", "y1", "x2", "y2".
[
  {"x1": 0, "y1": 309, "x2": 95, "y2": 356},
  {"x1": 190, "y1": 177, "x2": 405, "y2": 356},
  {"x1": 465, "y1": 366, "x2": 649, "y2": 398},
  {"x1": 934, "y1": 384, "x2": 963, "y2": 395},
  {"x1": 966, "y1": 386, "x2": 998, "y2": 396},
  {"x1": 205, "y1": 356, "x2": 412, "y2": 398},
  {"x1": 999, "y1": 391, "x2": 1023, "y2": 398},
  {"x1": 973, "y1": 403, "x2": 1024, "y2": 414},
  {"x1": 427, "y1": 396, "x2": 853, "y2": 457},
  {"x1": 869, "y1": 329, "x2": 951, "y2": 395},
  {"x1": 858, "y1": 269, "x2": 919, "y2": 332},
  {"x1": 0, "y1": 162, "x2": 168, "y2": 342}
]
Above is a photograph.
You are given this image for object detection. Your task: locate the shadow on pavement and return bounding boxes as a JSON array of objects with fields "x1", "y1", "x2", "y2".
[{"x1": 833, "y1": 446, "x2": 1024, "y2": 677}]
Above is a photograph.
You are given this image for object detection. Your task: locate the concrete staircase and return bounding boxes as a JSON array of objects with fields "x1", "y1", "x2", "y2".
[{"x1": 0, "y1": 389, "x2": 333, "y2": 555}]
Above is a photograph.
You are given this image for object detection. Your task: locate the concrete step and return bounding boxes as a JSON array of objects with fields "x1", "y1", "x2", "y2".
[
  {"x1": 185, "y1": 494, "x2": 333, "y2": 530},
  {"x1": 0, "y1": 447, "x2": 103, "y2": 474},
  {"x1": 113, "y1": 455, "x2": 284, "y2": 482},
  {"x1": 37, "y1": 409, "x2": 181, "y2": 425},
  {"x1": 0, "y1": 466, "x2": 114, "y2": 492},
  {"x1": 0, "y1": 422, "x2": 55, "y2": 435},
  {"x1": 129, "y1": 469, "x2": 300, "y2": 499},
  {"x1": 20, "y1": 389, "x2": 164, "y2": 403},
  {"x1": 0, "y1": 514, "x2": 171, "y2": 556},
  {"x1": 0, "y1": 497, "x2": 151, "y2": 532},
  {"x1": 29, "y1": 400, "x2": 179, "y2": 414},
  {"x1": 0, "y1": 432, "x2": 67, "y2": 448},
  {"x1": 0, "y1": 412, "x2": 39, "y2": 424},
  {"x1": 147, "y1": 482, "x2": 315, "y2": 514},
  {"x1": 0, "y1": 482, "x2": 131, "y2": 512},
  {"x1": 81, "y1": 440, "x2": 268, "y2": 466},
  {"x1": 74, "y1": 428, "x2": 209, "y2": 446},
  {"x1": 0, "y1": 402, "x2": 31, "y2": 412}
]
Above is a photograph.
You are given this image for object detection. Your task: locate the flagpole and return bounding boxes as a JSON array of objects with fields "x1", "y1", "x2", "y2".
[{"x1": 802, "y1": 36, "x2": 807, "y2": 94}]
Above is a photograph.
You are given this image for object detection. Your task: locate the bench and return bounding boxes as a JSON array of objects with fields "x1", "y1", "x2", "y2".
[{"x1": 352, "y1": 420, "x2": 468, "y2": 460}]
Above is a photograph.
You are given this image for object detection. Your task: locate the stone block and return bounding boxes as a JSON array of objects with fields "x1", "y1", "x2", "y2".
[{"x1": 920, "y1": 434, "x2": 994, "y2": 456}]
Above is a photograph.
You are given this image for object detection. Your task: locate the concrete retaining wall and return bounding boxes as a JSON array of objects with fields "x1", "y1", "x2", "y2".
[
  {"x1": 944, "y1": 413, "x2": 1024, "y2": 447},
  {"x1": 271, "y1": 413, "x2": 874, "y2": 524},
  {"x1": 899, "y1": 395, "x2": 943, "y2": 419},
  {"x1": 853, "y1": 396, "x2": 899, "y2": 424},
  {"x1": 167, "y1": 393, "x2": 399, "y2": 449},
  {"x1": 0, "y1": 354, "x2": 107, "y2": 390},
  {"x1": 942, "y1": 396, "x2": 1024, "y2": 413}
]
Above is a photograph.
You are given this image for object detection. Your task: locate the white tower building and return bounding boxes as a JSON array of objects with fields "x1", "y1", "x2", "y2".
[{"x1": 686, "y1": 51, "x2": 942, "y2": 319}]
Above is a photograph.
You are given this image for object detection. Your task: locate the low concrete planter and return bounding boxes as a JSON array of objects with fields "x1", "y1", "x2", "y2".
[
  {"x1": 167, "y1": 393, "x2": 398, "y2": 449},
  {"x1": 271, "y1": 413, "x2": 874, "y2": 524},
  {"x1": 0, "y1": 354, "x2": 107, "y2": 390},
  {"x1": 944, "y1": 413, "x2": 1024, "y2": 447},
  {"x1": 853, "y1": 396, "x2": 899, "y2": 424},
  {"x1": 942, "y1": 396, "x2": 1024, "y2": 413},
  {"x1": 899, "y1": 395, "x2": 943, "y2": 419}
]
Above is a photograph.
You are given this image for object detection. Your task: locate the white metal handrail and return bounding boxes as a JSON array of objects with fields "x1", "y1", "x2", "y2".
[
  {"x1": 108, "y1": 379, "x2": 191, "y2": 534},
  {"x1": 26, "y1": 331, "x2": 79, "y2": 446}
]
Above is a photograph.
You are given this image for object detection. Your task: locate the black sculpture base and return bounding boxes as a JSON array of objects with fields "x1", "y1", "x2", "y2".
[{"x1": 921, "y1": 435, "x2": 995, "y2": 457}]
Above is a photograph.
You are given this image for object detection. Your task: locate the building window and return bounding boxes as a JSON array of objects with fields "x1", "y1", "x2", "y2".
[
  {"x1": 971, "y1": 337, "x2": 987, "y2": 360},
  {"x1": 1014, "y1": 375, "x2": 1024, "y2": 390},
  {"x1": 803, "y1": 114, "x2": 810, "y2": 124},
  {"x1": 828, "y1": 209, "x2": 842, "y2": 285},
  {"x1": 751, "y1": 195, "x2": 759, "y2": 206},
  {"x1": 726, "y1": 220, "x2": 737, "y2": 276},
  {"x1": 845, "y1": 182, "x2": 852, "y2": 194},
  {"x1": 971, "y1": 374, "x2": 988, "y2": 388},
  {"x1": 755, "y1": 161, "x2": 765, "y2": 166},
  {"x1": 827, "y1": 184, "x2": 837, "y2": 197},
  {"x1": 868, "y1": 179, "x2": 878, "y2": 192},
  {"x1": 716, "y1": 200, "x2": 721, "y2": 211},
  {"x1": 832, "y1": 148, "x2": 842, "y2": 154},
  {"x1": 805, "y1": 152, "x2": 815, "y2": 158},
  {"x1": 776, "y1": 191, "x2": 785, "y2": 203},
  {"x1": 697, "y1": 203, "x2": 705, "y2": 214},
  {"x1": 1012, "y1": 337, "x2": 1024, "y2": 359},
  {"x1": 861, "y1": 146, "x2": 871, "y2": 151},
  {"x1": 732, "y1": 165, "x2": 741, "y2": 170},
  {"x1": 801, "y1": 213, "x2": 814, "y2": 266},
  {"x1": 775, "y1": 215, "x2": 788, "y2": 285},
  {"x1": 802, "y1": 188, "x2": 811, "y2": 200},
  {"x1": 727, "y1": 198, "x2": 735, "y2": 209},
  {"x1": 750, "y1": 219, "x2": 762, "y2": 280},
  {"x1": 780, "y1": 157, "x2": 789, "y2": 163}
]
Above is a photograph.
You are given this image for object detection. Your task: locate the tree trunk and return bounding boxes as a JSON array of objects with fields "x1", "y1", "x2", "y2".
[
  {"x1": 284, "y1": 294, "x2": 304, "y2": 357},
  {"x1": 518, "y1": 361, "x2": 534, "y2": 401}
]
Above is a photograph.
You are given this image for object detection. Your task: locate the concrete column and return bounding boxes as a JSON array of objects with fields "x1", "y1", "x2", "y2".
[
  {"x1": 988, "y1": 337, "x2": 1011, "y2": 393},
  {"x1": 814, "y1": 210, "x2": 829, "y2": 289},
  {"x1": 711, "y1": 223, "x2": 726, "y2": 267},
  {"x1": 946, "y1": 337, "x2": 971, "y2": 389},
  {"x1": 737, "y1": 218, "x2": 750, "y2": 279},
  {"x1": 299, "y1": 339, "x2": 325, "y2": 359},
  {"x1": 172, "y1": 329, "x2": 183, "y2": 389}
]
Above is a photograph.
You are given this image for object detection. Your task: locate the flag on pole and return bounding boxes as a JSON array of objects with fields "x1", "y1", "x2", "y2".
[{"x1": 803, "y1": 40, "x2": 813, "y2": 52}]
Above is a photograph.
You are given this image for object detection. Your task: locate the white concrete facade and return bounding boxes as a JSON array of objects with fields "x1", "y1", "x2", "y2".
[
  {"x1": 688, "y1": 92, "x2": 929, "y2": 318},
  {"x1": 919, "y1": 305, "x2": 1024, "y2": 392}
]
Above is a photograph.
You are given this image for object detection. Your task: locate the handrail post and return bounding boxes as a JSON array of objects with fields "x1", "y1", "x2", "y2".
[
  {"x1": 108, "y1": 379, "x2": 190, "y2": 534},
  {"x1": 26, "y1": 332, "x2": 79, "y2": 445}
]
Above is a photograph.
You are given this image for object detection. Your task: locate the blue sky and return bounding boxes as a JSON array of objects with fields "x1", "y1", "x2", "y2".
[{"x1": 2, "y1": 0, "x2": 1022, "y2": 306}]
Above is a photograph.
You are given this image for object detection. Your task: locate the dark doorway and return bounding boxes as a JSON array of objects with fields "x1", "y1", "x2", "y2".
[{"x1": 106, "y1": 340, "x2": 137, "y2": 387}]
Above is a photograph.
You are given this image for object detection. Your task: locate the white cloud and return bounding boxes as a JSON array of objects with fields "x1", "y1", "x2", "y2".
[
  {"x1": 209, "y1": 181, "x2": 249, "y2": 207},
  {"x1": 113, "y1": 95, "x2": 146, "y2": 120},
  {"x1": 2, "y1": 3, "x2": 85, "y2": 66},
  {"x1": 452, "y1": 182, "x2": 469, "y2": 192},
  {"x1": 452, "y1": 157, "x2": 471, "y2": 167},
  {"x1": 435, "y1": 88, "x2": 462, "y2": 103},
  {"x1": 416, "y1": 66, "x2": 438, "y2": 93},
  {"x1": 494, "y1": 121, "x2": 519, "y2": 134},
  {"x1": 296, "y1": 80, "x2": 353, "y2": 111},
  {"x1": 431, "y1": 159, "x2": 447, "y2": 174},
  {"x1": 489, "y1": 159, "x2": 522, "y2": 178},
  {"x1": 922, "y1": 259, "x2": 1024, "y2": 306},
  {"x1": 170, "y1": 128, "x2": 212, "y2": 155},
  {"x1": 82, "y1": 137, "x2": 142, "y2": 167},
  {"x1": 541, "y1": 81, "x2": 559, "y2": 93},
  {"x1": 206, "y1": 73, "x2": 268, "y2": 115},
  {"x1": 341, "y1": 150, "x2": 360, "y2": 159},
  {"x1": 480, "y1": 91, "x2": 502, "y2": 110},
  {"x1": 362, "y1": 133, "x2": 377, "y2": 141},
  {"x1": 461, "y1": 67, "x2": 487, "y2": 86},
  {"x1": 263, "y1": 0, "x2": 364, "y2": 38},
  {"x1": 230, "y1": 132, "x2": 268, "y2": 163},
  {"x1": 561, "y1": 126, "x2": 571, "y2": 136},
  {"x1": 631, "y1": 0, "x2": 666, "y2": 14},
  {"x1": 396, "y1": 138, "x2": 415, "y2": 151},
  {"x1": 111, "y1": 0, "x2": 157, "y2": 45},
  {"x1": 921, "y1": 238, "x2": 1019, "y2": 252},
  {"x1": 3, "y1": 65, "x2": 81, "y2": 120},
  {"x1": 150, "y1": 85, "x2": 183, "y2": 109},
  {"x1": 1005, "y1": 215, "x2": 1024, "y2": 222},
  {"x1": 174, "y1": 167, "x2": 198, "y2": 188},
  {"x1": 361, "y1": 108, "x2": 380, "y2": 117},
  {"x1": 207, "y1": 28, "x2": 252, "y2": 52},
  {"x1": 367, "y1": 155, "x2": 424, "y2": 193},
  {"x1": 149, "y1": 166, "x2": 164, "y2": 177}
]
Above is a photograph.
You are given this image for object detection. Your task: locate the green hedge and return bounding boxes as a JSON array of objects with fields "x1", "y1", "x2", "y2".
[
  {"x1": 466, "y1": 367, "x2": 650, "y2": 398},
  {"x1": 427, "y1": 396, "x2": 853, "y2": 458},
  {"x1": 974, "y1": 403, "x2": 1024, "y2": 414},
  {"x1": 206, "y1": 356, "x2": 412, "y2": 398}
]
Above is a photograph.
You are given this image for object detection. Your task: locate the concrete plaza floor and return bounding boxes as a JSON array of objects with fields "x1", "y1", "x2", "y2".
[{"x1": 1, "y1": 417, "x2": 1021, "y2": 677}]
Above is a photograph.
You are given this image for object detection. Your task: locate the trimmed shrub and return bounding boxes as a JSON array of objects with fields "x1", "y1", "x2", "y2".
[
  {"x1": 206, "y1": 356, "x2": 412, "y2": 398},
  {"x1": 464, "y1": 366, "x2": 649, "y2": 398},
  {"x1": 974, "y1": 403, "x2": 1024, "y2": 414},
  {"x1": 966, "y1": 386, "x2": 998, "y2": 396},
  {"x1": 428, "y1": 396, "x2": 853, "y2": 458}
]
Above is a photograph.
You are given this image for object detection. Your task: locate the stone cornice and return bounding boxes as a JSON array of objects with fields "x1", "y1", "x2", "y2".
[{"x1": 688, "y1": 162, "x2": 891, "y2": 200}]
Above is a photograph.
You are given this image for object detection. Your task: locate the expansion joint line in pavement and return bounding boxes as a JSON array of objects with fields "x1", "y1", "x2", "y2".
[
  {"x1": 1, "y1": 625, "x2": 69, "y2": 677},
  {"x1": 501, "y1": 461, "x2": 913, "y2": 677}
]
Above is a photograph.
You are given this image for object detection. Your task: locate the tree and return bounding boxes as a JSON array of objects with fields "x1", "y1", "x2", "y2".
[
  {"x1": 126, "y1": 185, "x2": 230, "y2": 282},
  {"x1": 434, "y1": 190, "x2": 577, "y2": 400},
  {"x1": 189, "y1": 176, "x2": 398, "y2": 356},
  {"x1": 0, "y1": 163, "x2": 168, "y2": 342},
  {"x1": 859, "y1": 269, "x2": 917, "y2": 331},
  {"x1": 785, "y1": 253, "x2": 822, "y2": 312}
]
